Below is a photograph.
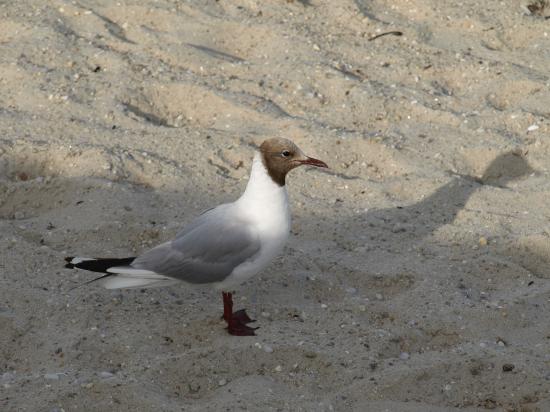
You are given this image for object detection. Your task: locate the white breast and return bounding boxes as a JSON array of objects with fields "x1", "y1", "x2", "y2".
[{"x1": 215, "y1": 154, "x2": 291, "y2": 289}]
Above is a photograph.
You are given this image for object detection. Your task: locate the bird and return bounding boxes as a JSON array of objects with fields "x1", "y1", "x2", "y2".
[{"x1": 65, "y1": 138, "x2": 328, "y2": 336}]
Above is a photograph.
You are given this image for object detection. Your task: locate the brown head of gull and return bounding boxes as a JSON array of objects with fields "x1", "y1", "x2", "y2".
[{"x1": 259, "y1": 137, "x2": 328, "y2": 186}]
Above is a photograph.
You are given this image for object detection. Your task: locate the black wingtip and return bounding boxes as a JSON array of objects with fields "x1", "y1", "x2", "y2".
[
  {"x1": 63, "y1": 256, "x2": 137, "y2": 273},
  {"x1": 65, "y1": 257, "x2": 74, "y2": 269},
  {"x1": 65, "y1": 257, "x2": 75, "y2": 269}
]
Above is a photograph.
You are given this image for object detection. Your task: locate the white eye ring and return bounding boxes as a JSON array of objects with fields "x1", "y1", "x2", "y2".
[{"x1": 281, "y1": 150, "x2": 291, "y2": 157}]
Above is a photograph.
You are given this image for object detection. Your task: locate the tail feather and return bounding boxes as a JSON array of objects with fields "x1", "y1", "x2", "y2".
[
  {"x1": 64, "y1": 256, "x2": 177, "y2": 290},
  {"x1": 65, "y1": 256, "x2": 136, "y2": 273}
]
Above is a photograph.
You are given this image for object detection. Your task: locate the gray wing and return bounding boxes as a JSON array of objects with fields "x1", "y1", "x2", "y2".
[{"x1": 131, "y1": 204, "x2": 261, "y2": 284}]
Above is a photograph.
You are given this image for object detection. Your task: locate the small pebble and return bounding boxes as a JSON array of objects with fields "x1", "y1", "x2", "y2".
[
  {"x1": 502, "y1": 363, "x2": 515, "y2": 372},
  {"x1": 1, "y1": 372, "x2": 15, "y2": 382},
  {"x1": 479, "y1": 237, "x2": 488, "y2": 247},
  {"x1": 261, "y1": 311, "x2": 270, "y2": 318},
  {"x1": 14, "y1": 211, "x2": 24, "y2": 220},
  {"x1": 274, "y1": 365, "x2": 283, "y2": 372},
  {"x1": 99, "y1": 371, "x2": 114, "y2": 379},
  {"x1": 263, "y1": 345, "x2": 274, "y2": 353},
  {"x1": 218, "y1": 378, "x2": 227, "y2": 386},
  {"x1": 375, "y1": 293, "x2": 383, "y2": 301},
  {"x1": 321, "y1": 303, "x2": 328, "y2": 309},
  {"x1": 527, "y1": 124, "x2": 539, "y2": 132},
  {"x1": 399, "y1": 352, "x2": 410, "y2": 360},
  {"x1": 44, "y1": 373, "x2": 60, "y2": 380},
  {"x1": 188, "y1": 382, "x2": 200, "y2": 393}
]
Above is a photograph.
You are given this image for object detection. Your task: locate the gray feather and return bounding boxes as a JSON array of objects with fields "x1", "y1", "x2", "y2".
[{"x1": 131, "y1": 204, "x2": 261, "y2": 284}]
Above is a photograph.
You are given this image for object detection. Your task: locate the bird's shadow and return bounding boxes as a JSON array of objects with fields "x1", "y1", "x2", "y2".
[
  {"x1": 263, "y1": 150, "x2": 539, "y2": 307},
  {"x1": 270, "y1": 150, "x2": 536, "y2": 308},
  {"x1": 284, "y1": 151, "x2": 535, "y2": 295},
  {"x1": 361, "y1": 150, "x2": 534, "y2": 247}
]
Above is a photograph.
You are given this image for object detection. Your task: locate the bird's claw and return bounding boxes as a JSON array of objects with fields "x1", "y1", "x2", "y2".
[
  {"x1": 226, "y1": 321, "x2": 258, "y2": 336},
  {"x1": 226, "y1": 309, "x2": 257, "y2": 336},
  {"x1": 232, "y1": 309, "x2": 255, "y2": 324},
  {"x1": 221, "y1": 292, "x2": 258, "y2": 336}
]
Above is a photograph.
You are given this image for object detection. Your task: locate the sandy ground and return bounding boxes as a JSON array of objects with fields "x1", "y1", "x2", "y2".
[{"x1": 2, "y1": 0, "x2": 550, "y2": 411}]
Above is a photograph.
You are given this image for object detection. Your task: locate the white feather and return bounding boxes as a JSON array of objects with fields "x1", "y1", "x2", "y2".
[
  {"x1": 70, "y1": 257, "x2": 95, "y2": 264},
  {"x1": 106, "y1": 266, "x2": 164, "y2": 277},
  {"x1": 102, "y1": 276, "x2": 178, "y2": 289},
  {"x1": 102, "y1": 266, "x2": 178, "y2": 289}
]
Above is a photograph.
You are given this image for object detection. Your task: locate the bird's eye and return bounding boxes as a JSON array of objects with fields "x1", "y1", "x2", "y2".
[{"x1": 281, "y1": 150, "x2": 291, "y2": 157}]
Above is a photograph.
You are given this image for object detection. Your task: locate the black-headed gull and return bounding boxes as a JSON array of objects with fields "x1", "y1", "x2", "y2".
[{"x1": 65, "y1": 138, "x2": 328, "y2": 335}]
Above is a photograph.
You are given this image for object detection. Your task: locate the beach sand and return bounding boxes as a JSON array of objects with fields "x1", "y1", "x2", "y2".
[{"x1": 2, "y1": 1, "x2": 550, "y2": 410}]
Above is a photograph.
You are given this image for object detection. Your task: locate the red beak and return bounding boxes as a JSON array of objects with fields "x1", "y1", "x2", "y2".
[{"x1": 299, "y1": 156, "x2": 328, "y2": 168}]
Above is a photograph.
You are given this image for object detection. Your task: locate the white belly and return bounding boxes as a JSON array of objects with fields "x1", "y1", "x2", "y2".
[{"x1": 215, "y1": 203, "x2": 290, "y2": 289}]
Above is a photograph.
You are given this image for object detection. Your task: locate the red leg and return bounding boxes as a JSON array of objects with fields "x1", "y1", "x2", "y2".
[
  {"x1": 221, "y1": 291, "x2": 258, "y2": 336},
  {"x1": 222, "y1": 291, "x2": 233, "y2": 322}
]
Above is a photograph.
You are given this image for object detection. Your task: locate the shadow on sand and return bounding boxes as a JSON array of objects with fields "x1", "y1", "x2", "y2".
[{"x1": 361, "y1": 151, "x2": 534, "y2": 246}]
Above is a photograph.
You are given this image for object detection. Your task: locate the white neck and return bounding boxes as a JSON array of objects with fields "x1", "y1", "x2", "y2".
[{"x1": 237, "y1": 153, "x2": 289, "y2": 221}]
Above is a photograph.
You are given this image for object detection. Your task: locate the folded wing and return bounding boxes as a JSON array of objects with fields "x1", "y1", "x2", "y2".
[{"x1": 131, "y1": 205, "x2": 261, "y2": 284}]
